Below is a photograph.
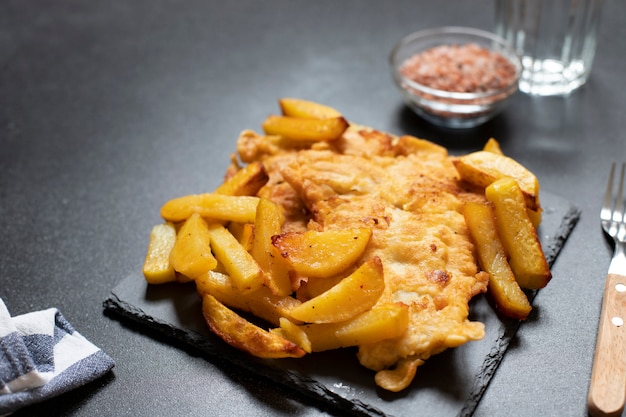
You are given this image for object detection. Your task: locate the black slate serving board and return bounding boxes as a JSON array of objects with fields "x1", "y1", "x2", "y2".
[{"x1": 104, "y1": 192, "x2": 579, "y2": 417}]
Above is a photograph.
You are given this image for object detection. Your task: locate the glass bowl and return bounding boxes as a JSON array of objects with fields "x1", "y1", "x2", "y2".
[{"x1": 390, "y1": 26, "x2": 522, "y2": 129}]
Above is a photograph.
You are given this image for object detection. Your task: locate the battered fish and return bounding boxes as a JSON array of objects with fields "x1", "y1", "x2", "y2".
[{"x1": 236, "y1": 124, "x2": 489, "y2": 391}]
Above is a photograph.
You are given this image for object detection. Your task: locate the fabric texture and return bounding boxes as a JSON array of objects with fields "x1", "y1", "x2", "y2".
[{"x1": 0, "y1": 299, "x2": 115, "y2": 415}]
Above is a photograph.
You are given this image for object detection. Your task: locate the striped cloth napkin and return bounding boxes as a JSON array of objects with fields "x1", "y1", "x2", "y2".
[{"x1": 0, "y1": 299, "x2": 115, "y2": 415}]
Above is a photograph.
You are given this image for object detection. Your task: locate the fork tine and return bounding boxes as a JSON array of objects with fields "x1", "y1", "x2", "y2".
[
  {"x1": 601, "y1": 162, "x2": 615, "y2": 223},
  {"x1": 616, "y1": 163, "x2": 626, "y2": 242},
  {"x1": 614, "y1": 163, "x2": 625, "y2": 224}
]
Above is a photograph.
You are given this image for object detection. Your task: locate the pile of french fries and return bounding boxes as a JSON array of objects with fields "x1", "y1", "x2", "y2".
[
  {"x1": 454, "y1": 144, "x2": 551, "y2": 320},
  {"x1": 142, "y1": 98, "x2": 551, "y2": 373}
]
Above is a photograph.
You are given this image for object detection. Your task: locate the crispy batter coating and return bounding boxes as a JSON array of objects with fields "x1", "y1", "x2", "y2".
[{"x1": 236, "y1": 124, "x2": 489, "y2": 390}]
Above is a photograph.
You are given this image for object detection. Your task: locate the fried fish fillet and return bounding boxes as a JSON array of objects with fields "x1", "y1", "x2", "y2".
[{"x1": 235, "y1": 124, "x2": 489, "y2": 391}]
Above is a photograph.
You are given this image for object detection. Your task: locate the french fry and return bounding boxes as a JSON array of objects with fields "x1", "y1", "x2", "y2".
[
  {"x1": 486, "y1": 177, "x2": 551, "y2": 289},
  {"x1": 296, "y1": 275, "x2": 344, "y2": 301},
  {"x1": 527, "y1": 207, "x2": 543, "y2": 229},
  {"x1": 168, "y1": 213, "x2": 217, "y2": 280},
  {"x1": 195, "y1": 270, "x2": 301, "y2": 326},
  {"x1": 453, "y1": 150, "x2": 540, "y2": 210},
  {"x1": 206, "y1": 223, "x2": 263, "y2": 293},
  {"x1": 202, "y1": 294, "x2": 306, "y2": 359},
  {"x1": 278, "y1": 98, "x2": 342, "y2": 119},
  {"x1": 160, "y1": 193, "x2": 259, "y2": 223},
  {"x1": 476, "y1": 140, "x2": 543, "y2": 228},
  {"x1": 463, "y1": 202, "x2": 532, "y2": 319},
  {"x1": 482, "y1": 138, "x2": 503, "y2": 155},
  {"x1": 334, "y1": 302, "x2": 408, "y2": 346},
  {"x1": 277, "y1": 317, "x2": 312, "y2": 353},
  {"x1": 271, "y1": 228, "x2": 372, "y2": 278},
  {"x1": 300, "y1": 302, "x2": 409, "y2": 352},
  {"x1": 143, "y1": 222, "x2": 177, "y2": 284},
  {"x1": 289, "y1": 257, "x2": 385, "y2": 324},
  {"x1": 251, "y1": 198, "x2": 293, "y2": 296},
  {"x1": 265, "y1": 133, "x2": 322, "y2": 151},
  {"x1": 214, "y1": 161, "x2": 269, "y2": 196},
  {"x1": 236, "y1": 128, "x2": 323, "y2": 162},
  {"x1": 227, "y1": 222, "x2": 255, "y2": 252},
  {"x1": 261, "y1": 115, "x2": 349, "y2": 142}
]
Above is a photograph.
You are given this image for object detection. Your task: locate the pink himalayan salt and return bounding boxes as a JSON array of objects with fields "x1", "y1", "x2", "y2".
[{"x1": 400, "y1": 43, "x2": 517, "y2": 93}]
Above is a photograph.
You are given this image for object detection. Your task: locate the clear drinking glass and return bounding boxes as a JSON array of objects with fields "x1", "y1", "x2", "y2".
[{"x1": 495, "y1": 0, "x2": 603, "y2": 96}]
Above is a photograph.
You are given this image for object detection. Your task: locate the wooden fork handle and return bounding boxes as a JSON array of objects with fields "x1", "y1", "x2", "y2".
[{"x1": 588, "y1": 273, "x2": 626, "y2": 417}]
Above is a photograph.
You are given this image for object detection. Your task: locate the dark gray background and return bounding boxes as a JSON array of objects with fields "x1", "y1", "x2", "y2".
[{"x1": 0, "y1": 1, "x2": 623, "y2": 416}]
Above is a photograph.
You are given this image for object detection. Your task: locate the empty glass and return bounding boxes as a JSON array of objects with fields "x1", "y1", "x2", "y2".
[{"x1": 495, "y1": 0, "x2": 604, "y2": 96}]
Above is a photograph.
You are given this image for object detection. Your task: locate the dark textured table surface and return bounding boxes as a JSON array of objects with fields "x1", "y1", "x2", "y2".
[{"x1": 1, "y1": 1, "x2": 624, "y2": 416}]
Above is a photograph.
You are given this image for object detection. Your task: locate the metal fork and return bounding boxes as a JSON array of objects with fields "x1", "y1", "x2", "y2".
[{"x1": 588, "y1": 162, "x2": 626, "y2": 417}]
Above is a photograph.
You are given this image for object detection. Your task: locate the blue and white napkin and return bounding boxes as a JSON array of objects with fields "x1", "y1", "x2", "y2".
[{"x1": 0, "y1": 298, "x2": 115, "y2": 415}]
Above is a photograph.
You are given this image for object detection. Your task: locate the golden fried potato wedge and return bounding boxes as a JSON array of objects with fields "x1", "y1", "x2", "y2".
[
  {"x1": 482, "y1": 138, "x2": 503, "y2": 155},
  {"x1": 251, "y1": 198, "x2": 292, "y2": 296},
  {"x1": 374, "y1": 357, "x2": 424, "y2": 393},
  {"x1": 143, "y1": 222, "x2": 177, "y2": 284},
  {"x1": 267, "y1": 135, "x2": 324, "y2": 150},
  {"x1": 301, "y1": 302, "x2": 409, "y2": 352},
  {"x1": 453, "y1": 151, "x2": 540, "y2": 210},
  {"x1": 196, "y1": 270, "x2": 301, "y2": 326},
  {"x1": 278, "y1": 317, "x2": 312, "y2": 353},
  {"x1": 279, "y1": 98, "x2": 342, "y2": 119},
  {"x1": 527, "y1": 207, "x2": 543, "y2": 229},
  {"x1": 160, "y1": 193, "x2": 259, "y2": 223},
  {"x1": 261, "y1": 115, "x2": 349, "y2": 142},
  {"x1": 486, "y1": 177, "x2": 551, "y2": 289},
  {"x1": 168, "y1": 213, "x2": 217, "y2": 280},
  {"x1": 236, "y1": 129, "x2": 322, "y2": 161},
  {"x1": 295, "y1": 275, "x2": 344, "y2": 301},
  {"x1": 334, "y1": 302, "x2": 409, "y2": 345},
  {"x1": 289, "y1": 257, "x2": 385, "y2": 324},
  {"x1": 202, "y1": 294, "x2": 306, "y2": 359},
  {"x1": 463, "y1": 202, "x2": 532, "y2": 319},
  {"x1": 228, "y1": 222, "x2": 255, "y2": 252},
  {"x1": 206, "y1": 223, "x2": 263, "y2": 293},
  {"x1": 214, "y1": 161, "x2": 269, "y2": 196},
  {"x1": 272, "y1": 228, "x2": 372, "y2": 278}
]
